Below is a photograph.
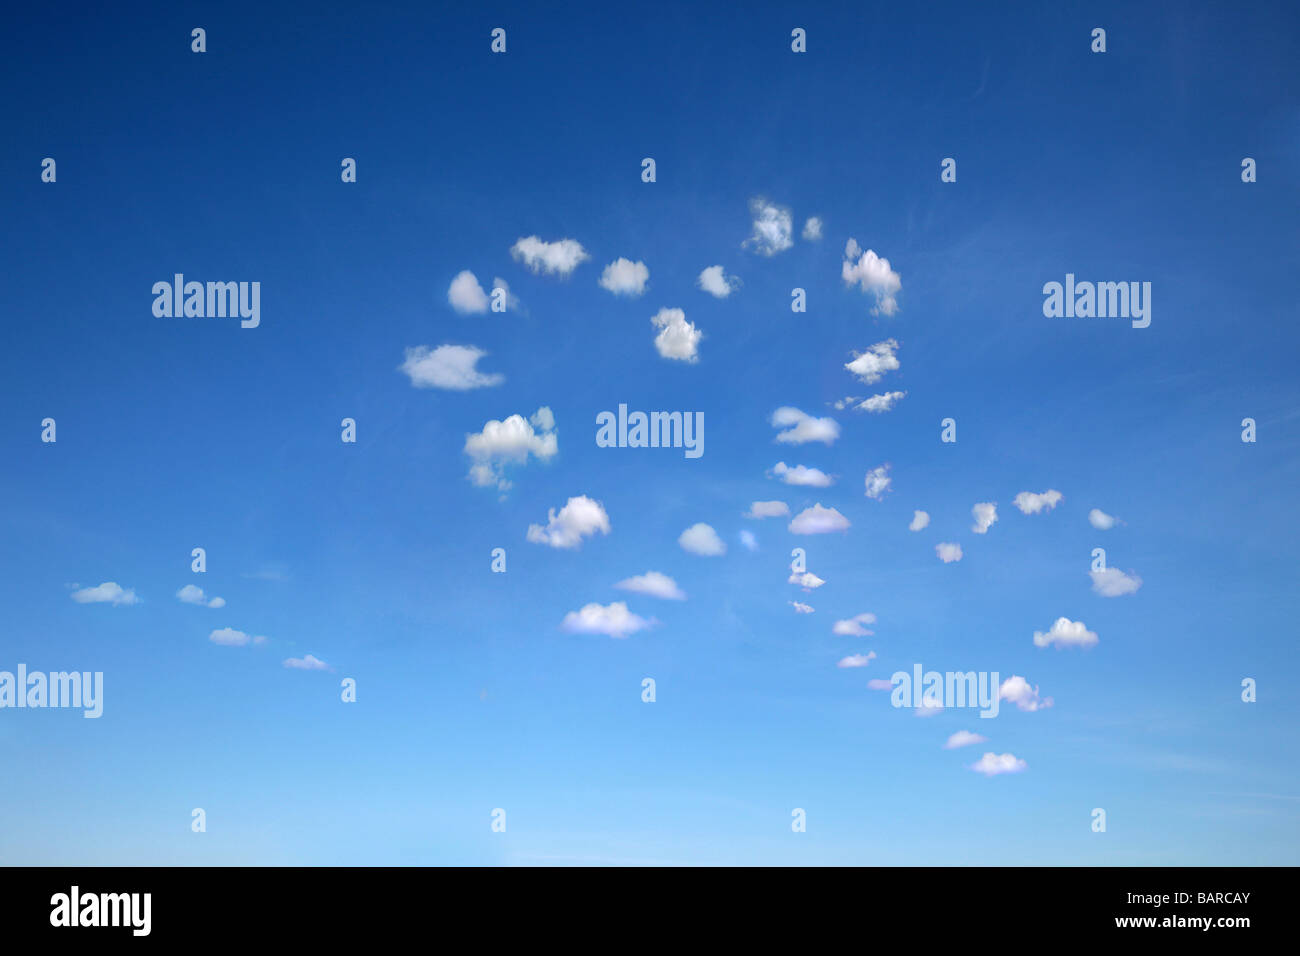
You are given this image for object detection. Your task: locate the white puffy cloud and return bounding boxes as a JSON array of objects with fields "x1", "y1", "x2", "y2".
[
  {"x1": 790, "y1": 601, "x2": 815, "y2": 614},
  {"x1": 209, "y1": 627, "x2": 266, "y2": 647},
  {"x1": 999, "y1": 675, "x2": 1054, "y2": 712},
  {"x1": 598, "y1": 258, "x2": 649, "y2": 296},
  {"x1": 936, "y1": 542, "x2": 963, "y2": 563},
  {"x1": 401, "y1": 344, "x2": 504, "y2": 390},
  {"x1": 70, "y1": 582, "x2": 138, "y2": 606},
  {"x1": 832, "y1": 612, "x2": 877, "y2": 637},
  {"x1": 842, "y1": 238, "x2": 902, "y2": 315},
  {"x1": 770, "y1": 462, "x2": 834, "y2": 487},
  {"x1": 464, "y1": 407, "x2": 557, "y2": 491},
  {"x1": 678, "y1": 523, "x2": 726, "y2": 556},
  {"x1": 177, "y1": 584, "x2": 225, "y2": 609},
  {"x1": 561, "y1": 601, "x2": 651, "y2": 639},
  {"x1": 837, "y1": 652, "x2": 876, "y2": 668},
  {"x1": 845, "y1": 339, "x2": 901, "y2": 384},
  {"x1": 284, "y1": 654, "x2": 329, "y2": 670},
  {"x1": 743, "y1": 197, "x2": 794, "y2": 256},
  {"x1": 1090, "y1": 567, "x2": 1142, "y2": 597},
  {"x1": 615, "y1": 571, "x2": 685, "y2": 601},
  {"x1": 1014, "y1": 489, "x2": 1064, "y2": 515},
  {"x1": 971, "y1": 502, "x2": 998, "y2": 534},
  {"x1": 970, "y1": 752, "x2": 1028, "y2": 776},
  {"x1": 909, "y1": 510, "x2": 930, "y2": 532},
  {"x1": 789, "y1": 571, "x2": 825, "y2": 590},
  {"x1": 1033, "y1": 617, "x2": 1098, "y2": 649},
  {"x1": 771, "y1": 407, "x2": 840, "y2": 445},
  {"x1": 510, "y1": 235, "x2": 589, "y2": 276},
  {"x1": 526, "y1": 496, "x2": 611, "y2": 549},
  {"x1": 944, "y1": 730, "x2": 988, "y2": 750},
  {"x1": 864, "y1": 464, "x2": 892, "y2": 500},
  {"x1": 697, "y1": 265, "x2": 740, "y2": 298},
  {"x1": 745, "y1": 500, "x2": 790, "y2": 519},
  {"x1": 789, "y1": 504, "x2": 850, "y2": 534},
  {"x1": 650, "y1": 307, "x2": 701, "y2": 362},
  {"x1": 856, "y1": 391, "x2": 907, "y2": 413},
  {"x1": 802, "y1": 216, "x2": 823, "y2": 241},
  {"x1": 447, "y1": 270, "x2": 489, "y2": 314},
  {"x1": 1089, "y1": 508, "x2": 1119, "y2": 530}
]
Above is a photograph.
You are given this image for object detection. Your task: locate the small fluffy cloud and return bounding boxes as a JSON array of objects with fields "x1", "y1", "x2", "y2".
[
  {"x1": 771, "y1": 407, "x2": 840, "y2": 445},
  {"x1": 845, "y1": 339, "x2": 901, "y2": 384},
  {"x1": 679, "y1": 523, "x2": 726, "y2": 556},
  {"x1": 789, "y1": 571, "x2": 825, "y2": 591},
  {"x1": 770, "y1": 462, "x2": 834, "y2": 487},
  {"x1": 526, "y1": 496, "x2": 611, "y2": 549},
  {"x1": 971, "y1": 502, "x2": 998, "y2": 534},
  {"x1": 802, "y1": 217, "x2": 823, "y2": 241},
  {"x1": 837, "y1": 652, "x2": 876, "y2": 668},
  {"x1": 1089, "y1": 508, "x2": 1119, "y2": 530},
  {"x1": 401, "y1": 344, "x2": 504, "y2": 390},
  {"x1": 999, "y1": 675, "x2": 1054, "y2": 712},
  {"x1": 867, "y1": 678, "x2": 893, "y2": 690},
  {"x1": 510, "y1": 236, "x2": 589, "y2": 276},
  {"x1": 743, "y1": 197, "x2": 794, "y2": 256},
  {"x1": 464, "y1": 407, "x2": 557, "y2": 491},
  {"x1": 1090, "y1": 567, "x2": 1142, "y2": 597},
  {"x1": 856, "y1": 391, "x2": 907, "y2": 413},
  {"x1": 842, "y1": 239, "x2": 902, "y2": 315},
  {"x1": 790, "y1": 601, "x2": 815, "y2": 614},
  {"x1": 177, "y1": 584, "x2": 225, "y2": 609},
  {"x1": 209, "y1": 627, "x2": 266, "y2": 647},
  {"x1": 789, "y1": 504, "x2": 850, "y2": 535},
  {"x1": 1014, "y1": 489, "x2": 1063, "y2": 515},
  {"x1": 650, "y1": 307, "x2": 702, "y2": 362},
  {"x1": 970, "y1": 752, "x2": 1028, "y2": 776},
  {"x1": 936, "y1": 542, "x2": 963, "y2": 563},
  {"x1": 615, "y1": 571, "x2": 685, "y2": 601},
  {"x1": 284, "y1": 654, "x2": 329, "y2": 671},
  {"x1": 745, "y1": 500, "x2": 790, "y2": 519},
  {"x1": 561, "y1": 601, "x2": 651, "y2": 639},
  {"x1": 447, "y1": 270, "x2": 489, "y2": 314},
  {"x1": 944, "y1": 730, "x2": 988, "y2": 750},
  {"x1": 697, "y1": 265, "x2": 740, "y2": 298},
  {"x1": 598, "y1": 258, "x2": 649, "y2": 296},
  {"x1": 832, "y1": 612, "x2": 877, "y2": 637},
  {"x1": 909, "y1": 510, "x2": 930, "y2": 532},
  {"x1": 1033, "y1": 617, "x2": 1098, "y2": 649},
  {"x1": 70, "y1": 582, "x2": 138, "y2": 606},
  {"x1": 864, "y1": 464, "x2": 892, "y2": 500},
  {"x1": 739, "y1": 530, "x2": 758, "y2": 552}
]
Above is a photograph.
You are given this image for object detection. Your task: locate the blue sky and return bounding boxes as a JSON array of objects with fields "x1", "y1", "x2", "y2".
[{"x1": 2, "y1": 1, "x2": 1299, "y2": 865}]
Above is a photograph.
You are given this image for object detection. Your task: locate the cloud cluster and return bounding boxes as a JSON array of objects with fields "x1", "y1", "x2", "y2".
[
  {"x1": 650, "y1": 307, "x2": 702, "y2": 362},
  {"x1": 770, "y1": 462, "x2": 834, "y2": 487},
  {"x1": 561, "y1": 602, "x2": 651, "y2": 639},
  {"x1": 845, "y1": 339, "x2": 901, "y2": 384},
  {"x1": 177, "y1": 584, "x2": 224, "y2": 608},
  {"x1": 1090, "y1": 567, "x2": 1142, "y2": 597},
  {"x1": 743, "y1": 197, "x2": 794, "y2": 256},
  {"x1": 615, "y1": 571, "x2": 685, "y2": 601},
  {"x1": 832, "y1": 612, "x2": 877, "y2": 637},
  {"x1": 971, "y1": 502, "x2": 998, "y2": 534},
  {"x1": 1033, "y1": 617, "x2": 1098, "y2": 649},
  {"x1": 679, "y1": 523, "x2": 726, "y2": 555},
  {"x1": 697, "y1": 265, "x2": 740, "y2": 298},
  {"x1": 999, "y1": 675, "x2": 1054, "y2": 712},
  {"x1": 71, "y1": 582, "x2": 138, "y2": 606},
  {"x1": 970, "y1": 752, "x2": 1027, "y2": 776},
  {"x1": 771, "y1": 407, "x2": 840, "y2": 445},
  {"x1": 527, "y1": 496, "x2": 611, "y2": 549},
  {"x1": 789, "y1": 504, "x2": 850, "y2": 534},
  {"x1": 464, "y1": 407, "x2": 557, "y2": 491},
  {"x1": 745, "y1": 500, "x2": 789, "y2": 519},
  {"x1": 1014, "y1": 489, "x2": 1063, "y2": 514},
  {"x1": 401, "y1": 345, "x2": 504, "y2": 390},
  {"x1": 510, "y1": 236, "x2": 589, "y2": 276},
  {"x1": 599, "y1": 258, "x2": 650, "y2": 296},
  {"x1": 842, "y1": 239, "x2": 902, "y2": 315}
]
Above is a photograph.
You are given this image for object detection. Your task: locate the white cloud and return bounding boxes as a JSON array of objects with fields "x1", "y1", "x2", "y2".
[
  {"x1": 697, "y1": 265, "x2": 740, "y2": 298},
  {"x1": 1033, "y1": 617, "x2": 1098, "y2": 649},
  {"x1": 867, "y1": 678, "x2": 893, "y2": 690},
  {"x1": 789, "y1": 571, "x2": 826, "y2": 590},
  {"x1": 936, "y1": 542, "x2": 963, "y2": 563},
  {"x1": 971, "y1": 502, "x2": 998, "y2": 534},
  {"x1": 745, "y1": 500, "x2": 790, "y2": 519},
  {"x1": 208, "y1": 627, "x2": 266, "y2": 647},
  {"x1": 909, "y1": 510, "x2": 930, "y2": 532},
  {"x1": 916, "y1": 698, "x2": 945, "y2": 717},
  {"x1": 1090, "y1": 567, "x2": 1142, "y2": 597},
  {"x1": 561, "y1": 601, "x2": 651, "y2": 639},
  {"x1": 447, "y1": 270, "x2": 489, "y2": 314},
  {"x1": 464, "y1": 407, "x2": 557, "y2": 491},
  {"x1": 831, "y1": 396, "x2": 861, "y2": 410},
  {"x1": 856, "y1": 391, "x2": 907, "y2": 413},
  {"x1": 999, "y1": 675, "x2": 1054, "y2": 712},
  {"x1": 510, "y1": 236, "x2": 589, "y2": 276},
  {"x1": 864, "y1": 464, "x2": 892, "y2": 500},
  {"x1": 678, "y1": 523, "x2": 726, "y2": 556},
  {"x1": 771, "y1": 406, "x2": 840, "y2": 445},
  {"x1": 790, "y1": 601, "x2": 815, "y2": 614},
  {"x1": 650, "y1": 307, "x2": 701, "y2": 362},
  {"x1": 401, "y1": 344, "x2": 504, "y2": 390},
  {"x1": 970, "y1": 752, "x2": 1028, "y2": 776},
  {"x1": 944, "y1": 730, "x2": 988, "y2": 750},
  {"x1": 1089, "y1": 508, "x2": 1119, "y2": 530},
  {"x1": 743, "y1": 197, "x2": 794, "y2": 256},
  {"x1": 837, "y1": 652, "x2": 876, "y2": 668},
  {"x1": 789, "y1": 504, "x2": 851, "y2": 535},
  {"x1": 70, "y1": 582, "x2": 138, "y2": 606},
  {"x1": 1014, "y1": 489, "x2": 1063, "y2": 515},
  {"x1": 802, "y1": 216, "x2": 823, "y2": 241},
  {"x1": 842, "y1": 238, "x2": 902, "y2": 315},
  {"x1": 284, "y1": 654, "x2": 329, "y2": 671},
  {"x1": 739, "y1": 530, "x2": 758, "y2": 551},
  {"x1": 845, "y1": 339, "x2": 901, "y2": 384},
  {"x1": 177, "y1": 584, "x2": 225, "y2": 608},
  {"x1": 832, "y1": 612, "x2": 877, "y2": 637},
  {"x1": 770, "y1": 462, "x2": 834, "y2": 487},
  {"x1": 615, "y1": 571, "x2": 685, "y2": 601},
  {"x1": 598, "y1": 258, "x2": 650, "y2": 296},
  {"x1": 526, "y1": 496, "x2": 611, "y2": 549}
]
